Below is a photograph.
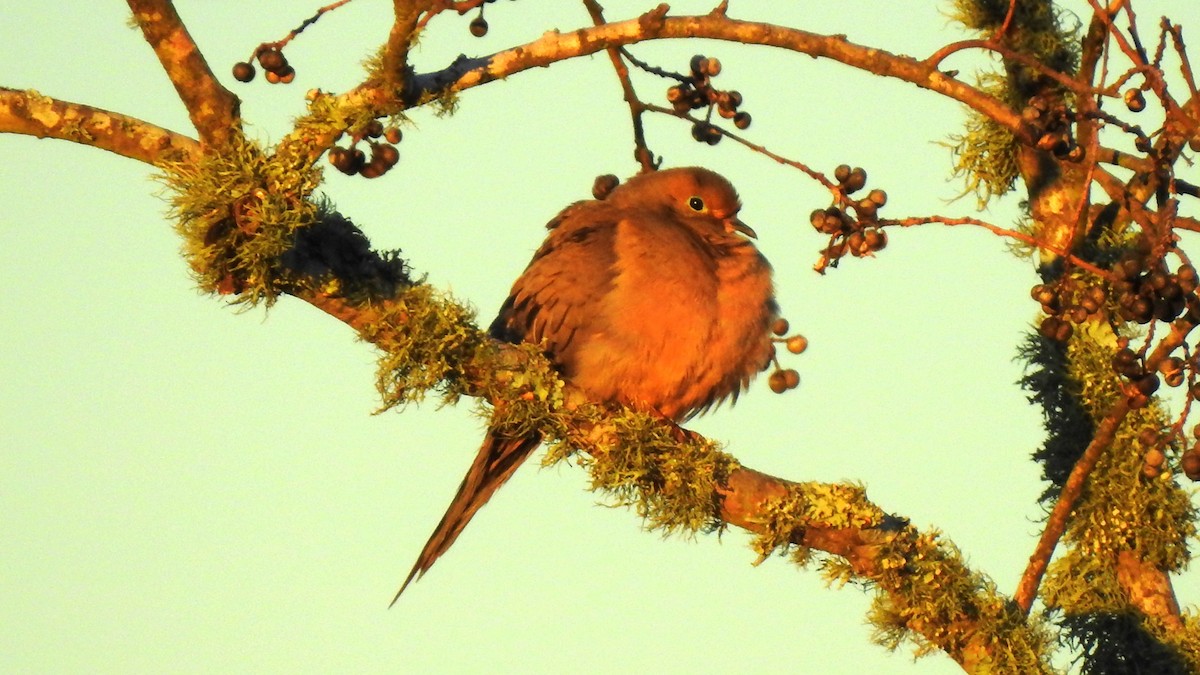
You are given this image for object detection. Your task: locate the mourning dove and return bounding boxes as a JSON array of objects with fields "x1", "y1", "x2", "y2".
[{"x1": 393, "y1": 166, "x2": 778, "y2": 603}]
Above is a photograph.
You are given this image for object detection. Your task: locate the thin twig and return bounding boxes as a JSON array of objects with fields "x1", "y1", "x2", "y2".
[
  {"x1": 256, "y1": 0, "x2": 356, "y2": 56},
  {"x1": 641, "y1": 103, "x2": 833, "y2": 188},
  {"x1": 582, "y1": 0, "x2": 656, "y2": 171},
  {"x1": 883, "y1": 216, "x2": 1111, "y2": 277}
]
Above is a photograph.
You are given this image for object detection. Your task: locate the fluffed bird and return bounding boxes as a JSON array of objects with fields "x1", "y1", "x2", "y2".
[{"x1": 392, "y1": 166, "x2": 778, "y2": 603}]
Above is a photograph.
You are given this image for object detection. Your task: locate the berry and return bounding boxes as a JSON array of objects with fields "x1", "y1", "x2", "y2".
[
  {"x1": 1183, "y1": 449, "x2": 1200, "y2": 480},
  {"x1": 844, "y1": 167, "x2": 867, "y2": 194},
  {"x1": 384, "y1": 127, "x2": 403, "y2": 144},
  {"x1": 359, "y1": 158, "x2": 388, "y2": 179},
  {"x1": 1136, "y1": 373, "x2": 1161, "y2": 396},
  {"x1": 328, "y1": 147, "x2": 357, "y2": 175},
  {"x1": 786, "y1": 335, "x2": 808, "y2": 354},
  {"x1": 258, "y1": 48, "x2": 285, "y2": 72},
  {"x1": 690, "y1": 121, "x2": 721, "y2": 145},
  {"x1": 374, "y1": 143, "x2": 400, "y2": 167},
  {"x1": 278, "y1": 65, "x2": 295, "y2": 84},
  {"x1": 232, "y1": 62, "x2": 256, "y2": 83},
  {"x1": 863, "y1": 228, "x2": 887, "y2": 252},
  {"x1": 1123, "y1": 88, "x2": 1146, "y2": 112},
  {"x1": 782, "y1": 369, "x2": 800, "y2": 390},
  {"x1": 834, "y1": 164, "x2": 851, "y2": 183},
  {"x1": 733, "y1": 111, "x2": 752, "y2": 130},
  {"x1": 469, "y1": 16, "x2": 488, "y2": 37},
  {"x1": 768, "y1": 370, "x2": 788, "y2": 394},
  {"x1": 592, "y1": 174, "x2": 619, "y2": 200},
  {"x1": 1144, "y1": 447, "x2": 1166, "y2": 468},
  {"x1": 771, "y1": 318, "x2": 790, "y2": 336}
]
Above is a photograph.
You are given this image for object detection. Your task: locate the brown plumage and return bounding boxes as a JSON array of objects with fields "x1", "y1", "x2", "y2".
[{"x1": 392, "y1": 167, "x2": 778, "y2": 603}]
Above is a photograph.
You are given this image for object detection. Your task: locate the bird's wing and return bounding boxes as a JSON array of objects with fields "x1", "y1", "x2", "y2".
[{"x1": 489, "y1": 202, "x2": 621, "y2": 371}]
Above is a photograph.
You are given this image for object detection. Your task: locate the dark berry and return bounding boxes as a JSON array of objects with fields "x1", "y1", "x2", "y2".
[
  {"x1": 232, "y1": 62, "x2": 256, "y2": 83},
  {"x1": 258, "y1": 48, "x2": 285, "y2": 72}
]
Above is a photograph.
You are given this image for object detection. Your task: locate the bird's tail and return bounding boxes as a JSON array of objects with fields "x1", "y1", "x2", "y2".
[{"x1": 390, "y1": 430, "x2": 541, "y2": 605}]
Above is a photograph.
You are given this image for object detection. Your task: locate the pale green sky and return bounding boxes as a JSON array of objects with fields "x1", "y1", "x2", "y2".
[{"x1": 2, "y1": 1, "x2": 1196, "y2": 673}]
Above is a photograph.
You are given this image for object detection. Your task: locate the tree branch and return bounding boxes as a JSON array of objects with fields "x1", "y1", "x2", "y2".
[
  {"x1": 0, "y1": 87, "x2": 199, "y2": 164},
  {"x1": 127, "y1": 0, "x2": 240, "y2": 147},
  {"x1": 427, "y1": 11, "x2": 1031, "y2": 143},
  {"x1": 277, "y1": 7, "x2": 1033, "y2": 166},
  {"x1": 290, "y1": 285, "x2": 1049, "y2": 671}
]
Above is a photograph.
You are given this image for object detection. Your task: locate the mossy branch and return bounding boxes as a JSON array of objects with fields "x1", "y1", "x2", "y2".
[{"x1": 289, "y1": 277, "x2": 1052, "y2": 672}]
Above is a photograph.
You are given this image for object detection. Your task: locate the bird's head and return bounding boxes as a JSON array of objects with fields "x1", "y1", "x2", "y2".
[{"x1": 608, "y1": 166, "x2": 757, "y2": 240}]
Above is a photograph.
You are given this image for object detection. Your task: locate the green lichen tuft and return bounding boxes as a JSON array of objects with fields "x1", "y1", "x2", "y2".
[
  {"x1": 368, "y1": 284, "x2": 488, "y2": 409},
  {"x1": 946, "y1": 75, "x2": 1023, "y2": 206},
  {"x1": 749, "y1": 482, "x2": 884, "y2": 564},
  {"x1": 1059, "y1": 331, "x2": 1197, "y2": 573},
  {"x1": 159, "y1": 132, "x2": 322, "y2": 306},
  {"x1": 570, "y1": 412, "x2": 742, "y2": 536},
  {"x1": 945, "y1": 0, "x2": 1080, "y2": 205},
  {"x1": 869, "y1": 529, "x2": 1054, "y2": 669}
]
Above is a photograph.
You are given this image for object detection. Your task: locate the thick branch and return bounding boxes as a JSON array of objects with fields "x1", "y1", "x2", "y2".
[
  {"x1": 127, "y1": 0, "x2": 240, "y2": 147},
  {"x1": 0, "y1": 87, "x2": 199, "y2": 164},
  {"x1": 1116, "y1": 550, "x2": 1185, "y2": 632},
  {"x1": 281, "y1": 7, "x2": 1031, "y2": 164},
  {"x1": 431, "y1": 12, "x2": 1030, "y2": 141},
  {"x1": 291, "y1": 287, "x2": 1043, "y2": 671}
]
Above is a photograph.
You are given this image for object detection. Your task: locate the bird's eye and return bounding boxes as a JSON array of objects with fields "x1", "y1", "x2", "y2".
[{"x1": 688, "y1": 196, "x2": 706, "y2": 212}]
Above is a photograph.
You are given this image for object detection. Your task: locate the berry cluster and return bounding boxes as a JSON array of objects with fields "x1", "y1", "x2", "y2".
[
  {"x1": 328, "y1": 121, "x2": 402, "y2": 179},
  {"x1": 809, "y1": 165, "x2": 888, "y2": 264},
  {"x1": 1111, "y1": 255, "x2": 1199, "y2": 325},
  {"x1": 232, "y1": 47, "x2": 294, "y2": 84},
  {"x1": 1031, "y1": 279, "x2": 1108, "y2": 342},
  {"x1": 666, "y1": 55, "x2": 751, "y2": 146},
  {"x1": 1110, "y1": 346, "x2": 1169, "y2": 407},
  {"x1": 1139, "y1": 427, "x2": 1200, "y2": 482},
  {"x1": 1022, "y1": 94, "x2": 1081, "y2": 161},
  {"x1": 766, "y1": 318, "x2": 805, "y2": 394},
  {"x1": 1034, "y1": 256, "x2": 1200, "y2": 343}
]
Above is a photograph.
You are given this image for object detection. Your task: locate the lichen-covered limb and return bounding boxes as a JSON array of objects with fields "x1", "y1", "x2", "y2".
[
  {"x1": 1016, "y1": 320, "x2": 1193, "y2": 617},
  {"x1": 1116, "y1": 551, "x2": 1184, "y2": 632},
  {"x1": 126, "y1": 0, "x2": 240, "y2": 147},
  {"x1": 0, "y1": 87, "x2": 199, "y2": 164},
  {"x1": 293, "y1": 288, "x2": 1050, "y2": 672}
]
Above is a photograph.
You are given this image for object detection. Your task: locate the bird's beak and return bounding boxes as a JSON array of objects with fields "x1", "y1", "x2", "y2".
[{"x1": 726, "y1": 218, "x2": 757, "y2": 239}]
